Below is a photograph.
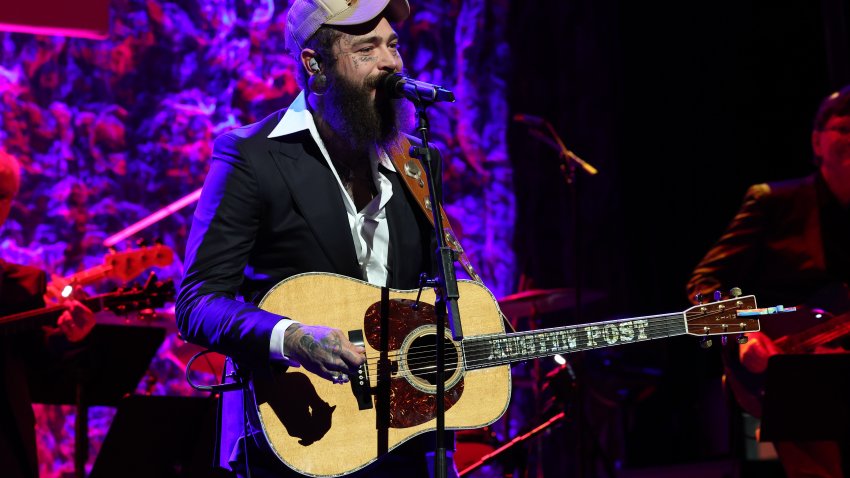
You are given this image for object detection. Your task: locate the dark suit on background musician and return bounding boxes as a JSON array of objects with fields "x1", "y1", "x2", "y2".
[
  {"x1": 1, "y1": 261, "x2": 48, "y2": 478},
  {"x1": 688, "y1": 173, "x2": 846, "y2": 309},
  {"x1": 175, "y1": 0, "x2": 457, "y2": 476},
  {"x1": 0, "y1": 153, "x2": 94, "y2": 478},
  {"x1": 688, "y1": 85, "x2": 850, "y2": 478}
]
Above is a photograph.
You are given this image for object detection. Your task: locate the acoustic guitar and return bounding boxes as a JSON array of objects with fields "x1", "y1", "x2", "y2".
[{"x1": 252, "y1": 272, "x2": 766, "y2": 477}]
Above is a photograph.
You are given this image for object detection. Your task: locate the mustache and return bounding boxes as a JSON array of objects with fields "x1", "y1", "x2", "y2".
[{"x1": 364, "y1": 71, "x2": 396, "y2": 90}]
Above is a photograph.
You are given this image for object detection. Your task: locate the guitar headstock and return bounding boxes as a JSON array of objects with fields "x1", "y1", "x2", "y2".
[
  {"x1": 684, "y1": 292, "x2": 761, "y2": 340},
  {"x1": 99, "y1": 275, "x2": 176, "y2": 314},
  {"x1": 106, "y1": 244, "x2": 175, "y2": 282}
]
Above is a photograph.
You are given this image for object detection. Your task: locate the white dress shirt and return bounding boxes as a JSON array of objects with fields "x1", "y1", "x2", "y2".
[{"x1": 266, "y1": 92, "x2": 396, "y2": 362}]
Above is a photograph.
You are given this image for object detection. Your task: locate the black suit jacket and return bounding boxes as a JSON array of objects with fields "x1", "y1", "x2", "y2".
[
  {"x1": 176, "y1": 108, "x2": 437, "y2": 368},
  {"x1": 687, "y1": 174, "x2": 840, "y2": 307},
  {"x1": 0, "y1": 260, "x2": 47, "y2": 478}
]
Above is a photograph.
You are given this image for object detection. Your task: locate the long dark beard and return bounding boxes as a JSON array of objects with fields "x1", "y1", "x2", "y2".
[{"x1": 320, "y1": 71, "x2": 412, "y2": 152}]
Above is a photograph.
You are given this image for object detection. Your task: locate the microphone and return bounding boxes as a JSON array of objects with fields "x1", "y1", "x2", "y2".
[
  {"x1": 514, "y1": 113, "x2": 599, "y2": 176},
  {"x1": 383, "y1": 73, "x2": 455, "y2": 104},
  {"x1": 513, "y1": 113, "x2": 548, "y2": 127}
]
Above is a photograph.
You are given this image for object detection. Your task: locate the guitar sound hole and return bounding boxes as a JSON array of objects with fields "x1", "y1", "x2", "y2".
[{"x1": 407, "y1": 334, "x2": 459, "y2": 385}]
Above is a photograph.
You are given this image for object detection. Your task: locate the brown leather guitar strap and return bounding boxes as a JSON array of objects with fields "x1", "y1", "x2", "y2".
[
  {"x1": 386, "y1": 137, "x2": 517, "y2": 333},
  {"x1": 387, "y1": 137, "x2": 483, "y2": 284}
]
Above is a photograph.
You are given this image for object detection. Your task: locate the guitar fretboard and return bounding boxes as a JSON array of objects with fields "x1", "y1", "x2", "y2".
[
  {"x1": 0, "y1": 295, "x2": 115, "y2": 335},
  {"x1": 461, "y1": 312, "x2": 686, "y2": 370}
]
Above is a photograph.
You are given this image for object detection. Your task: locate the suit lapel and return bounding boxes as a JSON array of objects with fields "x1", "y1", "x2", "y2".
[
  {"x1": 383, "y1": 169, "x2": 406, "y2": 287},
  {"x1": 268, "y1": 133, "x2": 362, "y2": 279},
  {"x1": 383, "y1": 166, "x2": 429, "y2": 288}
]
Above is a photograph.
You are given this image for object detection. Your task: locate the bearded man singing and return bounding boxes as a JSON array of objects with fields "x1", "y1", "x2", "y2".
[{"x1": 176, "y1": 0, "x2": 456, "y2": 476}]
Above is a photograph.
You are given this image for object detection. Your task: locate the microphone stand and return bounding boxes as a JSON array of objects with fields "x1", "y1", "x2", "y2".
[
  {"x1": 521, "y1": 116, "x2": 598, "y2": 478},
  {"x1": 407, "y1": 97, "x2": 463, "y2": 478},
  {"x1": 549, "y1": 121, "x2": 597, "y2": 478},
  {"x1": 524, "y1": 119, "x2": 598, "y2": 324}
]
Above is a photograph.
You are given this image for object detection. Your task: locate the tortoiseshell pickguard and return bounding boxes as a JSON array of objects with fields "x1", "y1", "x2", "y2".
[{"x1": 363, "y1": 299, "x2": 465, "y2": 428}]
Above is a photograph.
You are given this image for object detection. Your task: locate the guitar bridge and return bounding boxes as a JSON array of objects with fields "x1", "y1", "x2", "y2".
[{"x1": 348, "y1": 330, "x2": 373, "y2": 410}]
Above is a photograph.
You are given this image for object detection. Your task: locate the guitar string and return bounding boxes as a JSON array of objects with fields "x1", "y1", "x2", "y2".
[
  {"x1": 356, "y1": 312, "x2": 744, "y2": 367},
  {"x1": 793, "y1": 328, "x2": 849, "y2": 351},
  {"x1": 360, "y1": 324, "x2": 731, "y2": 372},
  {"x1": 356, "y1": 317, "x2": 732, "y2": 376},
  {"x1": 789, "y1": 317, "x2": 850, "y2": 347},
  {"x1": 358, "y1": 314, "x2": 684, "y2": 363},
  {"x1": 360, "y1": 315, "x2": 700, "y2": 381}
]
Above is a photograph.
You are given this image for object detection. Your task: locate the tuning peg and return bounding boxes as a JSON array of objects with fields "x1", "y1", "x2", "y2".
[
  {"x1": 694, "y1": 292, "x2": 705, "y2": 304},
  {"x1": 729, "y1": 287, "x2": 742, "y2": 298},
  {"x1": 136, "y1": 238, "x2": 149, "y2": 247},
  {"x1": 699, "y1": 336, "x2": 713, "y2": 349},
  {"x1": 737, "y1": 334, "x2": 748, "y2": 344},
  {"x1": 713, "y1": 290, "x2": 723, "y2": 301}
]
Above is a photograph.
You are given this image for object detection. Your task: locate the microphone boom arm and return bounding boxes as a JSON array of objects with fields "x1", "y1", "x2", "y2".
[
  {"x1": 515, "y1": 113, "x2": 599, "y2": 177},
  {"x1": 543, "y1": 121, "x2": 598, "y2": 176}
]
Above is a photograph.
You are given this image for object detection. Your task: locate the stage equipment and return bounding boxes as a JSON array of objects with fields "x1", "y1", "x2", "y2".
[
  {"x1": 90, "y1": 395, "x2": 227, "y2": 478},
  {"x1": 8, "y1": 274, "x2": 174, "y2": 477},
  {"x1": 391, "y1": 73, "x2": 460, "y2": 478},
  {"x1": 513, "y1": 114, "x2": 597, "y2": 177},
  {"x1": 498, "y1": 287, "x2": 607, "y2": 319},
  {"x1": 383, "y1": 73, "x2": 455, "y2": 104},
  {"x1": 512, "y1": 111, "x2": 599, "y2": 323},
  {"x1": 514, "y1": 111, "x2": 599, "y2": 477},
  {"x1": 760, "y1": 354, "x2": 850, "y2": 442},
  {"x1": 496, "y1": 286, "x2": 601, "y2": 475},
  {"x1": 458, "y1": 412, "x2": 567, "y2": 477}
]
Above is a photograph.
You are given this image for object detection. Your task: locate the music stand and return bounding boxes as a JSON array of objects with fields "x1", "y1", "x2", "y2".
[
  {"x1": 90, "y1": 395, "x2": 227, "y2": 478},
  {"x1": 28, "y1": 323, "x2": 166, "y2": 478},
  {"x1": 760, "y1": 354, "x2": 850, "y2": 442}
]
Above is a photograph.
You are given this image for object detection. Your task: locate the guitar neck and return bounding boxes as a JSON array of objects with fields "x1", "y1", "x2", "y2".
[
  {"x1": 462, "y1": 312, "x2": 686, "y2": 370},
  {"x1": 778, "y1": 310, "x2": 850, "y2": 353},
  {"x1": 0, "y1": 294, "x2": 113, "y2": 334},
  {"x1": 61, "y1": 265, "x2": 111, "y2": 286}
]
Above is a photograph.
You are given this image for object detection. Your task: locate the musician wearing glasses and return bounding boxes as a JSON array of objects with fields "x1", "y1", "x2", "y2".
[
  {"x1": 0, "y1": 154, "x2": 95, "y2": 478},
  {"x1": 688, "y1": 85, "x2": 850, "y2": 478}
]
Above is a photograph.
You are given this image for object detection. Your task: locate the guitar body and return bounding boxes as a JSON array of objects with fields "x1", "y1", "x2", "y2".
[
  {"x1": 253, "y1": 273, "x2": 511, "y2": 477},
  {"x1": 250, "y1": 273, "x2": 762, "y2": 476}
]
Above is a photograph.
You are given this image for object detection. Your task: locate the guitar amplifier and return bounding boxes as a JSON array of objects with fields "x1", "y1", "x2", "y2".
[{"x1": 760, "y1": 354, "x2": 850, "y2": 442}]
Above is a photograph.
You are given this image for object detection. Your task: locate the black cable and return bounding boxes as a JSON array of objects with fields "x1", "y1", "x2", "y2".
[
  {"x1": 185, "y1": 349, "x2": 244, "y2": 392},
  {"x1": 185, "y1": 352, "x2": 254, "y2": 477},
  {"x1": 241, "y1": 377, "x2": 252, "y2": 478},
  {"x1": 212, "y1": 383, "x2": 222, "y2": 471}
]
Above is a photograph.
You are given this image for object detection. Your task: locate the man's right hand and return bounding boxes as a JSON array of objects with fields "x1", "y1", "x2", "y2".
[
  {"x1": 738, "y1": 331, "x2": 781, "y2": 373},
  {"x1": 283, "y1": 324, "x2": 366, "y2": 383}
]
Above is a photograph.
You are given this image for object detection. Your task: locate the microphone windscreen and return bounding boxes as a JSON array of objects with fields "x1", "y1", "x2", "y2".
[{"x1": 382, "y1": 73, "x2": 405, "y2": 99}]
